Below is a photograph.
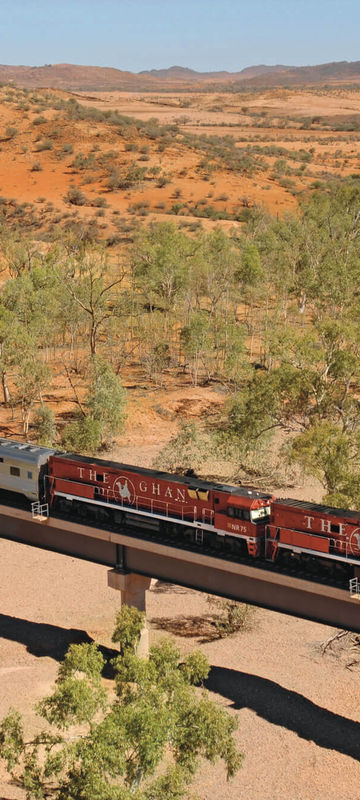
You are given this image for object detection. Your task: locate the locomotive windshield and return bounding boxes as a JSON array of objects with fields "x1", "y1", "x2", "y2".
[{"x1": 250, "y1": 506, "x2": 271, "y2": 522}]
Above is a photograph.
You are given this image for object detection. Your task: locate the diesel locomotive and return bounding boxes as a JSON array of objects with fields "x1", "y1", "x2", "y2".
[{"x1": 1, "y1": 437, "x2": 359, "y2": 581}]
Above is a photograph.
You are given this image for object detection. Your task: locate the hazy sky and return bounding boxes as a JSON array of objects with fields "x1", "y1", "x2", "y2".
[{"x1": 1, "y1": 0, "x2": 359, "y2": 73}]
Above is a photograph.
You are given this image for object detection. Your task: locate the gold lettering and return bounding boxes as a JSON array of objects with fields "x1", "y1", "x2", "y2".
[
  {"x1": 152, "y1": 482, "x2": 161, "y2": 496},
  {"x1": 176, "y1": 488, "x2": 186, "y2": 502},
  {"x1": 164, "y1": 487, "x2": 173, "y2": 498},
  {"x1": 304, "y1": 515, "x2": 314, "y2": 530},
  {"x1": 89, "y1": 469, "x2": 96, "y2": 482},
  {"x1": 139, "y1": 480, "x2": 147, "y2": 493},
  {"x1": 77, "y1": 467, "x2": 84, "y2": 478}
]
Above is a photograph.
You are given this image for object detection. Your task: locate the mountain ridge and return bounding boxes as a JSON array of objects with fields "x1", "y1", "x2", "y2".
[{"x1": 0, "y1": 60, "x2": 360, "y2": 90}]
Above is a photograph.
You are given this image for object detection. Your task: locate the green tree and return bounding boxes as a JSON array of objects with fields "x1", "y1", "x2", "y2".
[
  {"x1": 32, "y1": 404, "x2": 57, "y2": 447},
  {"x1": 55, "y1": 243, "x2": 126, "y2": 356},
  {"x1": 130, "y1": 222, "x2": 191, "y2": 315},
  {"x1": 61, "y1": 357, "x2": 126, "y2": 455},
  {"x1": 112, "y1": 605, "x2": 145, "y2": 656},
  {"x1": 0, "y1": 607, "x2": 243, "y2": 800},
  {"x1": 61, "y1": 415, "x2": 103, "y2": 455},
  {"x1": 154, "y1": 420, "x2": 213, "y2": 475},
  {"x1": 14, "y1": 358, "x2": 52, "y2": 437},
  {"x1": 287, "y1": 422, "x2": 360, "y2": 508}
]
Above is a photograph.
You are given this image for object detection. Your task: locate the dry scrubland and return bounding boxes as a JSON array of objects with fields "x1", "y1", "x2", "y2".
[
  {"x1": 1, "y1": 83, "x2": 360, "y2": 236},
  {"x1": 0, "y1": 83, "x2": 359, "y2": 798}
]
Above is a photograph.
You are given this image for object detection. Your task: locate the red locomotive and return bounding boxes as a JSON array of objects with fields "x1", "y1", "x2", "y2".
[
  {"x1": 0, "y1": 437, "x2": 359, "y2": 582},
  {"x1": 266, "y1": 498, "x2": 360, "y2": 571},
  {"x1": 48, "y1": 452, "x2": 272, "y2": 557},
  {"x1": 47, "y1": 451, "x2": 360, "y2": 579}
]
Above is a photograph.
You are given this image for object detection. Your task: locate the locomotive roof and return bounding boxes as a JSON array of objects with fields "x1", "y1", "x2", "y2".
[
  {"x1": 0, "y1": 438, "x2": 55, "y2": 465},
  {"x1": 275, "y1": 497, "x2": 360, "y2": 521},
  {"x1": 55, "y1": 452, "x2": 272, "y2": 501}
]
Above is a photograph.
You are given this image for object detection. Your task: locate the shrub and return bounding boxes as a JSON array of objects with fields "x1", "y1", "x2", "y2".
[
  {"x1": 61, "y1": 415, "x2": 102, "y2": 455},
  {"x1": 30, "y1": 161, "x2": 42, "y2": 172},
  {"x1": 5, "y1": 126, "x2": 17, "y2": 139},
  {"x1": 65, "y1": 186, "x2": 87, "y2": 205},
  {"x1": 32, "y1": 405, "x2": 56, "y2": 446},
  {"x1": 207, "y1": 597, "x2": 254, "y2": 636},
  {"x1": 91, "y1": 196, "x2": 108, "y2": 208},
  {"x1": 35, "y1": 139, "x2": 53, "y2": 151},
  {"x1": 106, "y1": 163, "x2": 146, "y2": 191},
  {"x1": 157, "y1": 174, "x2": 171, "y2": 187}
]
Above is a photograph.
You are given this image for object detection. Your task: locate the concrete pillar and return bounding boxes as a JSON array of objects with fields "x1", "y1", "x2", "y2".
[{"x1": 107, "y1": 569, "x2": 151, "y2": 656}]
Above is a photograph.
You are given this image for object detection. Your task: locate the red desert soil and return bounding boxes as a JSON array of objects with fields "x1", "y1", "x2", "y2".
[{"x1": 1, "y1": 84, "x2": 360, "y2": 235}]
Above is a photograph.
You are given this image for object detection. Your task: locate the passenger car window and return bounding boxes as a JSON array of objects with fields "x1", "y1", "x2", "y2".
[
  {"x1": 10, "y1": 466, "x2": 20, "y2": 477},
  {"x1": 27, "y1": 471, "x2": 33, "y2": 480}
]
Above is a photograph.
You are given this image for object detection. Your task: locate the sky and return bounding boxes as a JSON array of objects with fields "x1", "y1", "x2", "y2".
[{"x1": 1, "y1": 0, "x2": 359, "y2": 74}]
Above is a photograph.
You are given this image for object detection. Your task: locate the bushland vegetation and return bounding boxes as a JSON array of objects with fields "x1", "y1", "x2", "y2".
[{"x1": 1, "y1": 143, "x2": 360, "y2": 505}]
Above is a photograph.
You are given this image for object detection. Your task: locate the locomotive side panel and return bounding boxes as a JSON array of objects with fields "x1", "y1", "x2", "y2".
[
  {"x1": 268, "y1": 500, "x2": 360, "y2": 563},
  {"x1": 49, "y1": 455, "x2": 212, "y2": 523},
  {"x1": 49, "y1": 454, "x2": 272, "y2": 555}
]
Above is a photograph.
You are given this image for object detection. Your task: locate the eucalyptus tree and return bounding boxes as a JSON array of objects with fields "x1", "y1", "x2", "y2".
[{"x1": 0, "y1": 607, "x2": 243, "y2": 800}]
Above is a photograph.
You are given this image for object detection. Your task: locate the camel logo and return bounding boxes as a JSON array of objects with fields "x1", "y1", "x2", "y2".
[
  {"x1": 349, "y1": 529, "x2": 360, "y2": 557},
  {"x1": 113, "y1": 476, "x2": 136, "y2": 505}
]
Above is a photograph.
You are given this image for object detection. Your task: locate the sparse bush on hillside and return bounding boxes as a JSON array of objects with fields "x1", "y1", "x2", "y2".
[
  {"x1": 71, "y1": 152, "x2": 97, "y2": 171},
  {"x1": 35, "y1": 138, "x2": 53, "y2": 151},
  {"x1": 30, "y1": 161, "x2": 42, "y2": 172},
  {"x1": 65, "y1": 186, "x2": 87, "y2": 205},
  {"x1": 124, "y1": 141, "x2": 138, "y2": 152},
  {"x1": 106, "y1": 163, "x2": 147, "y2": 191},
  {"x1": 157, "y1": 173, "x2": 171, "y2": 187},
  {"x1": 5, "y1": 126, "x2": 17, "y2": 139}
]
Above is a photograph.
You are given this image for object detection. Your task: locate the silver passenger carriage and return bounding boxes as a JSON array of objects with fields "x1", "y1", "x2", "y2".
[{"x1": 0, "y1": 439, "x2": 55, "y2": 501}]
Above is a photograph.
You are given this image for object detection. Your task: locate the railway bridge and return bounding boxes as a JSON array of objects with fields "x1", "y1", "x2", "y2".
[{"x1": 0, "y1": 502, "x2": 359, "y2": 633}]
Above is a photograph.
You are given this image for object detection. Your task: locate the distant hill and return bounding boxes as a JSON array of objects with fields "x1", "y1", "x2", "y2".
[
  {"x1": 1, "y1": 60, "x2": 360, "y2": 91},
  {"x1": 241, "y1": 60, "x2": 360, "y2": 87},
  {"x1": 139, "y1": 64, "x2": 290, "y2": 80}
]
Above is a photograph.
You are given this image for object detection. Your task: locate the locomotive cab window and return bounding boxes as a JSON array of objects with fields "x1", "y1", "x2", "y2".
[
  {"x1": 250, "y1": 505, "x2": 271, "y2": 522},
  {"x1": 227, "y1": 506, "x2": 250, "y2": 521},
  {"x1": 10, "y1": 466, "x2": 20, "y2": 477},
  {"x1": 27, "y1": 471, "x2": 33, "y2": 480}
]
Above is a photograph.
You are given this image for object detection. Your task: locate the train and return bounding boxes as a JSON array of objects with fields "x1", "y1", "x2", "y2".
[{"x1": 1, "y1": 437, "x2": 360, "y2": 582}]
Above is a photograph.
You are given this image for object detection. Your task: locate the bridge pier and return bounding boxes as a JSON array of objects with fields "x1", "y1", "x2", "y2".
[{"x1": 107, "y1": 569, "x2": 152, "y2": 656}]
